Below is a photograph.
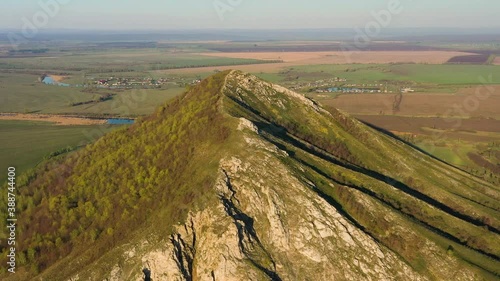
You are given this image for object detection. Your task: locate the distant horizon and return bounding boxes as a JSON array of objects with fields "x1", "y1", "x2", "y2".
[
  {"x1": 2, "y1": 26, "x2": 499, "y2": 45},
  {"x1": 1, "y1": 0, "x2": 499, "y2": 30},
  {"x1": 1, "y1": 27, "x2": 500, "y2": 35},
  {"x1": 1, "y1": 27, "x2": 500, "y2": 32}
]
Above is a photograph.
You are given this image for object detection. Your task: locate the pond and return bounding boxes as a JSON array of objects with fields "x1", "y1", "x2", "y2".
[
  {"x1": 42, "y1": 76, "x2": 70, "y2": 87},
  {"x1": 107, "y1": 118, "x2": 135, "y2": 125}
]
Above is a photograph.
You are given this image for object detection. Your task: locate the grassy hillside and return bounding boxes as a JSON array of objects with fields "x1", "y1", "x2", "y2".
[{"x1": 0, "y1": 71, "x2": 234, "y2": 279}]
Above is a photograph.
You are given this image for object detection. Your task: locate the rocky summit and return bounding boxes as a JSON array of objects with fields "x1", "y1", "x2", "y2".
[{"x1": 1, "y1": 70, "x2": 499, "y2": 281}]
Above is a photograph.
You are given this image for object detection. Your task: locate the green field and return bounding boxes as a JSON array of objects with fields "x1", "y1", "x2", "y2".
[
  {"x1": 253, "y1": 72, "x2": 285, "y2": 83},
  {"x1": 417, "y1": 141, "x2": 475, "y2": 168},
  {"x1": 0, "y1": 49, "x2": 279, "y2": 73},
  {"x1": 288, "y1": 64, "x2": 500, "y2": 85},
  {"x1": 0, "y1": 120, "x2": 116, "y2": 183},
  {"x1": 0, "y1": 48, "x2": 283, "y2": 115},
  {"x1": 0, "y1": 72, "x2": 185, "y2": 115},
  {"x1": 3, "y1": 50, "x2": 500, "y2": 117}
]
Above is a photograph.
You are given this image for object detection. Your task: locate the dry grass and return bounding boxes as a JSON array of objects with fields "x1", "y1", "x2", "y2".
[
  {"x1": 0, "y1": 113, "x2": 107, "y2": 125},
  {"x1": 493, "y1": 56, "x2": 500, "y2": 65}
]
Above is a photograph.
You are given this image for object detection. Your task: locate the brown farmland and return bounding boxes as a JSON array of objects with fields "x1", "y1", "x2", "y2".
[
  {"x1": 207, "y1": 43, "x2": 443, "y2": 52},
  {"x1": 467, "y1": 153, "x2": 500, "y2": 174},
  {"x1": 201, "y1": 51, "x2": 474, "y2": 65},
  {"x1": 319, "y1": 86, "x2": 500, "y2": 119},
  {"x1": 354, "y1": 115, "x2": 500, "y2": 142},
  {"x1": 0, "y1": 113, "x2": 107, "y2": 126},
  {"x1": 494, "y1": 56, "x2": 500, "y2": 65},
  {"x1": 447, "y1": 54, "x2": 490, "y2": 64},
  {"x1": 355, "y1": 115, "x2": 500, "y2": 133},
  {"x1": 162, "y1": 51, "x2": 476, "y2": 74},
  {"x1": 155, "y1": 62, "x2": 294, "y2": 74}
]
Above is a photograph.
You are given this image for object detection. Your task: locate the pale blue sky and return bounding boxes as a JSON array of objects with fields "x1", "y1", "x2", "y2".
[{"x1": 1, "y1": 0, "x2": 498, "y2": 30}]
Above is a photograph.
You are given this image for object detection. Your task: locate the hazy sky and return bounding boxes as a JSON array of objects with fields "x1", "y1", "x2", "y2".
[{"x1": 1, "y1": 0, "x2": 499, "y2": 30}]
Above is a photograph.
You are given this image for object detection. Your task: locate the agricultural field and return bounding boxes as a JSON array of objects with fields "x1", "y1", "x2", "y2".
[
  {"x1": 416, "y1": 135, "x2": 499, "y2": 183},
  {"x1": 0, "y1": 113, "x2": 107, "y2": 125},
  {"x1": 321, "y1": 88, "x2": 500, "y2": 181},
  {"x1": 447, "y1": 54, "x2": 492, "y2": 64},
  {"x1": 0, "y1": 46, "x2": 287, "y2": 117},
  {"x1": 303, "y1": 62, "x2": 500, "y2": 181},
  {"x1": 0, "y1": 120, "x2": 116, "y2": 183},
  {"x1": 317, "y1": 86, "x2": 500, "y2": 118},
  {"x1": 355, "y1": 115, "x2": 500, "y2": 137},
  {"x1": 200, "y1": 41, "x2": 451, "y2": 52},
  {"x1": 201, "y1": 51, "x2": 475, "y2": 65},
  {"x1": 0, "y1": 49, "x2": 279, "y2": 72},
  {"x1": 158, "y1": 51, "x2": 481, "y2": 74},
  {"x1": 0, "y1": 72, "x2": 185, "y2": 115},
  {"x1": 349, "y1": 114, "x2": 500, "y2": 183},
  {"x1": 286, "y1": 64, "x2": 500, "y2": 85}
]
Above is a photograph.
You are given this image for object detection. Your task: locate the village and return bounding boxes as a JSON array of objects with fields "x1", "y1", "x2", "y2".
[
  {"x1": 91, "y1": 76, "x2": 202, "y2": 89},
  {"x1": 38, "y1": 74, "x2": 203, "y2": 89},
  {"x1": 284, "y1": 76, "x2": 414, "y2": 94}
]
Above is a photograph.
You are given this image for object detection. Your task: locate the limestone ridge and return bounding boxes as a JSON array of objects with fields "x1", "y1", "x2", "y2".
[{"x1": 4, "y1": 70, "x2": 499, "y2": 281}]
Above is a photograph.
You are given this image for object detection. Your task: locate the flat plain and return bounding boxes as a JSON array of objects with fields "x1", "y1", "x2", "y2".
[
  {"x1": 0, "y1": 40, "x2": 499, "y2": 184},
  {"x1": 288, "y1": 64, "x2": 500, "y2": 85},
  {"x1": 159, "y1": 51, "x2": 479, "y2": 74},
  {"x1": 319, "y1": 86, "x2": 500, "y2": 118},
  {"x1": 0, "y1": 120, "x2": 116, "y2": 183},
  {"x1": 200, "y1": 51, "x2": 476, "y2": 64},
  {"x1": 0, "y1": 113, "x2": 107, "y2": 125}
]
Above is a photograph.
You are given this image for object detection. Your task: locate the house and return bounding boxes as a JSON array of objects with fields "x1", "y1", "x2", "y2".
[{"x1": 401, "y1": 88, "x2": 415, "y2": 93}]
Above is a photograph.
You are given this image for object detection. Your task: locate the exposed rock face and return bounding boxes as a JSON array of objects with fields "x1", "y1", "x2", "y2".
[
  {"x1": 86, "y1": 120, "x2": 472, "y2": 281},
  {"x1": 95, "y1": 135, "x2": 424, "y2": 280}
]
